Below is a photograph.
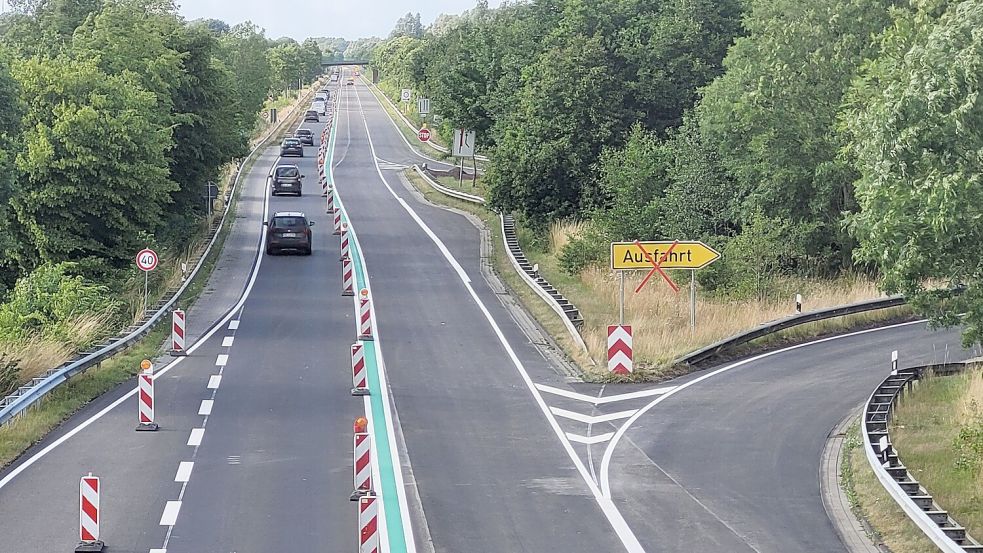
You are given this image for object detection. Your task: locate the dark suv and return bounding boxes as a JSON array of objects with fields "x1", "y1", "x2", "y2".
[
  {"x1": 304, "y1": 110, "x2": 320, "y2": 122},
  {"x1": 271, "y1": 164, "x2": 304, "y2": 196},
  {"x1": 265, "y1": 211, "x2": 314, "y2": 255},
  {"x1": 293, "y1": 128, "x2": 314, "y2": 145},
  {"x1": 280, "y1": 137, "x2": 303, "y2": 157}
]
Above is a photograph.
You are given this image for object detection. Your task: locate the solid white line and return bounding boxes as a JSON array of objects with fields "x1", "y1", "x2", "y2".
[
  {"x1": 198, "y1": 400, "x2": 213, "y2": 416},
  {"x1": 597, "y1": 318, "x2": 930, "y2": 498},
  {"x1": 535, "y1": 383, "x2": 677, "y2": 405},
  {"x1": 174, "y1": 462, "x2": 194, "y2": 483},
  {"x1": 228, "y1": 320, "x2": 239, "y2": 330},
  {"x1": 215, "y1": 354, "x2": 228, "y2": 366},
  {"x1": 187, "y1": 428, "x2": 204, "y2": 447},
  {"x1": 550, "y1": 407, "x2": 637, "y2": 425},
  {"x1": 566, "y1": 432, "x2": 615, "y2": 445},
  {"x1": 159, "y1": 500, "x2": 182, "y2": 526},
  {"x1": 222, "y1": 336, "x2": 234, "y2": 347},
  {"x1": 353, "y1": 87, "x2": 645, "y2": 552},
  {"x1": 207, "y1": 375, "x2": 222, "y2": 389}
]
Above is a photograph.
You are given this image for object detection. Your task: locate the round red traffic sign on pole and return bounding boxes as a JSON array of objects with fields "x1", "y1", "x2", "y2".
[
  {"x1": 417, "y1": 128, "x2": 431, "y2": 142},
  {"x1": 136, "y1": 249, "x2": 158, "y2": 272}
]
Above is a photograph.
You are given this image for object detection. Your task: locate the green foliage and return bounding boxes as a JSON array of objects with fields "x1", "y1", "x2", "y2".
[
  {"x1": 843, "y1": 0, "x2": 983, "y2": 346},
  {"x1": 558, "y1": 226, "x2": 609, "y2": 275},
  {"x1": 267, "y1": 40, "x2": 304, "y2": 91},
  {"x1": 390, "y1": 12, "x2": 423, "y2": 39},
  {"x1": 0, "y1": 355, "x2": 18, "y2": 396},
  {"x1": 954, "y1": 401, "x2": 983, "y2": 473},
  {"x1": 0, "y1": 262, "x2": 119, "y2": 343},
  {"x1": 10, "y1": 53, "x2": 174, "y2": 274}
]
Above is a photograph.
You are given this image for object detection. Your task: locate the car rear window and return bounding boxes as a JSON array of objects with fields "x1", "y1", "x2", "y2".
[
  {"x1": 295, "y1": 129, "x2": 312, "y2": 136},
  {"x1": 275, "y1": 167, "x2": 299, "y2": 178},
  {"x1": 283, "y1": 139, "x2": 299, "y2": 145},
  {"x1": 305, "y1": 110, "x2": 318, "y2": 115},
  {"x1": 272, "y1": 216, "x2": 306, "y2": 228}
]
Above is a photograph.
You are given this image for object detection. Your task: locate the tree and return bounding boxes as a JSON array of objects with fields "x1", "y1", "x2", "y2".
[
  {"x1": 843, "y1": 0, "x2": 983, "y2": 346},
  {"x1": 219, "y1": 22, "x2": 272, "y2": 134},
  {"x1": 267, "y1": 40, "x2": 303, "y2": 91},
  {"x1": 345, "y1": 37, "x2": 380, "y2": 61},
  {"x1": 0, "y1": 47, "x2": 23, "y2": 290},
  {"x1": 389, "y1": 12, "x2": 423, "y2": 39},
  {"x1": 10, "y1": 54, "x2": 174, "y2": 274},
  {"x1": 300, "y1": 37, "x2": 322, "y2": 81},
  {"x1": 696, "y1": 0, "x2": 895, "y2": 272}
]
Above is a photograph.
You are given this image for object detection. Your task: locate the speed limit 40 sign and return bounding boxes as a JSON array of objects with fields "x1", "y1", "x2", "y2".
[{"x1": 136, "y1": 248, "x2": 159, "y2": 272}]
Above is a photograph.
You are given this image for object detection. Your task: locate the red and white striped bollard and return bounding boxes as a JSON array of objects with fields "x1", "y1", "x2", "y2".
[
  {"x1": 358, "y1": 493, "x2": 379, "y2": 553},
  {"x1": 358, "y1": 288, "x2": 373, "y2": 341},
  {"x1": 77, "y1": 474, "x2": 105, "y2": 552},
  {"x1": 325, "y1": 184, "x2": 335, "y2": 213},
  {"x1": 136, "y1": 360, "x2": 158, "y2": 431},
  {"x1": 351, "y1": 342, "x2": 368, "y2": 396},
  {"x1": 342, "y1": 256, "x2": 355, "y2": 297},
  {"x1": 340, "y1": 222, "x2": 351, "y2": 261},
  {"x1": 170, "y1": 309, "x2": 186, "y2": 356},
  {"x1": 333, "y1": 209, "x2": 342, "y2": 236},
  {"x1": 351, "y1": 431, "x2": 372, "y2": 500}
]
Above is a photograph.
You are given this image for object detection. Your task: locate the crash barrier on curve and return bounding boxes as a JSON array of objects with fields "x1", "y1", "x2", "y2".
[
  {"x1": 862, "y1": 357, "x2": 983, "y2": 552},
  {"x1": 0, "y1": 85, "x2": 322, "y2": 428}
]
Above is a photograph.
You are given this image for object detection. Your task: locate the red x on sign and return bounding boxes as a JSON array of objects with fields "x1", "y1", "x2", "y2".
[{"x1": 633, "y1": 239, "x2": 680, "y2": 294}]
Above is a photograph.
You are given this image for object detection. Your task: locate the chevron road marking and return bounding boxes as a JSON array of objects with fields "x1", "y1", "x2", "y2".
[
  {"x1": 566, "y1": 432, "x2": 616, "y2": 445},
  {"x1": 550, "y1": 407, "x2": 636, "y2": 425},
  {"x1": 534, "y1": 383, "x2": 677, "y2": 405}
]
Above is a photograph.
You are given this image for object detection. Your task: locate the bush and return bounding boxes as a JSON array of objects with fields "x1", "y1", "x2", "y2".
[
  {"x1": 559, "y1": 225, "x2": 609, "y2": 275},
  {"x1": 0, "y1": 354, "x2": 18, "y2": 396},
  {"x1": 0, "y1": 262, "x2": 121, "y2": 345}
]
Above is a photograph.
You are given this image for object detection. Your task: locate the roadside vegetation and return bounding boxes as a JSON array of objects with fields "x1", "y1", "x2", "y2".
[
  {"x1": 0, "y1": 0, "x2": 331, "y2": 397},
  {"x1": 369, "y1": 0, "x2": 983, "y2": 368}
]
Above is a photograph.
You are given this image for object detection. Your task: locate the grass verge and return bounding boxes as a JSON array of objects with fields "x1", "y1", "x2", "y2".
[
  {"x1": 0, "y1": 88, "x2": 312, "y2": 469},
  {"x1": 890, "y1": 368, "x2": 983, "y2": 540},
  {"x1": 842, "y1": 420, "x2": 938, "y2": 552}
]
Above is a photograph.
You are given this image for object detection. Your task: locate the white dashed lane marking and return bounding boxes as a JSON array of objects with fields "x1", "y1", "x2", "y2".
[
  {"x1": 187, "y1": 428, "x2": 204, "y2": 447},
  {"x1": 198, "y1": 400, "x2": 214, "y2": 416},
  {"x1": 159, "y1": 501, "x2": 182, "y2": 526},
  {"x1": 222, "y1": 336, "x2": 234, "y2": 347},
  {"x1": 174, "y1": 462, "x2": 194, "y2": 483},
  {"x1": 228, "y1": 320, "x2": 239, "y2": 330},
  {"x1": 207, "y1": 375, "x2": 222, "y2": 389},
  {"x1": 215, "y1": 354, "x2": 229, "y2": 366}
]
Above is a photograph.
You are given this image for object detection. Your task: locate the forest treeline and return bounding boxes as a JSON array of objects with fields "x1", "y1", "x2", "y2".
[
  {"x1": 0, "y1": 0, "x2": 319, "y2": 368},
  {"x1": 370, "y1": 0, "x2": 983, "y2": 346}
]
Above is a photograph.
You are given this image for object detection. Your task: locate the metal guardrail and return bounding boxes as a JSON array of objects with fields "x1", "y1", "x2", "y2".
[
  {"x1": 862, "y1": 360, "x2": 983, "y2": 552},
  {"x1": 412, "y1": 165, "x2": 485, "y2": 204},
  {"x1": 0, "y1": 84, "x2": 318, "y2": 428},
  {"x1": 675, "y1": 295, "x2": 907, "y2": 366}
]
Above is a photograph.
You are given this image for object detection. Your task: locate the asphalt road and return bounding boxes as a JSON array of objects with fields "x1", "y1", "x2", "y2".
[
  {"x1": 333, "y1": 78, "x2": 625, "y2": 552},
  {"x1": 0, "y1": 90, "x2": 362, "y2": 553}
]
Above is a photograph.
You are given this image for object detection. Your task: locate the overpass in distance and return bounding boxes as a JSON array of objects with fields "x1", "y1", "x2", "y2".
[{"x1": 321, "y1": 60, "x2": 368, "y2": 67}]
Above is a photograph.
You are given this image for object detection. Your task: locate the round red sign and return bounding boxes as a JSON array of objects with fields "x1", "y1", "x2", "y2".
[
  {"x1": 418, "y1": 128, "x2": 431, "y2": 142},
  {"x1": 136, "y1": 248, "x2": 158, "y2": 272}
]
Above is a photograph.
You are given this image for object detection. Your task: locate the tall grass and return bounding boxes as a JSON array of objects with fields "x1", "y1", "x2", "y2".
[{"x1": 526, "y1": 221, "x2": 891, "y2": 380}]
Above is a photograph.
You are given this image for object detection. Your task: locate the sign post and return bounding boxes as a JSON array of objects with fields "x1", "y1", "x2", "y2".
[
  {"x1": 452, "y1": 128, "x2": 476, "y2": 187},
  {"x1": 135, "y1": 248, "x2": 159, "y2": 313},
  {"x1": 609, "y1": 240, "x2": 720, "y2": 336}
]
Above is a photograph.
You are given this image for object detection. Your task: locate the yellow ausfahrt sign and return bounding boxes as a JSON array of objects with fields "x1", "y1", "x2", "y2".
[{"x1": 610, "y1": 241, "x2": 720, "y2": 270}]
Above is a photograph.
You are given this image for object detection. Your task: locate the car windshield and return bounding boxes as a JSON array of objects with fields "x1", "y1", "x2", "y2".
[
  {"x1": 272, "y1": 216, "x2": 306, "y2": 228},
  {"x1": 275, "y1": 167, "x2": 299, "y2": 178}
]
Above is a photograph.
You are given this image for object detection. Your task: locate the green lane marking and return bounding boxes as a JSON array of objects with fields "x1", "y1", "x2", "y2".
[{"x1": 325, "y1": 95, "x2": 409, "y2": 553}]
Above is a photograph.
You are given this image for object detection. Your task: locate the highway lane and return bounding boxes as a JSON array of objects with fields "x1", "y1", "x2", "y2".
[
  {"x1": 601, "y1": 322, "x2": 976, "y2": 552},
  {"x1": 163, "y1": 102, "x2": 362, "y2": 552},
  {"x1": 0, "y1": 99, "x2": 363, "y2": 552},
  {"x1": 335, "y1": 78, "x2": 634, "y2": 551}
]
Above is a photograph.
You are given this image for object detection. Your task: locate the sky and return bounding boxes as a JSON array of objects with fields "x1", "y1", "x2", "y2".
[{"x1": 175, "y1": 0, "x2": 505, "y2": 42}]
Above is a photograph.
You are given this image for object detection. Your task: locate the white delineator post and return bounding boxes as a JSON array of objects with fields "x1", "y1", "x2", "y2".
[
  {"x1": 77, "y1": 474, "x2": 105, "y2": 552},
  {"x1": 891, "y1": 350, "x2": 899, "y2": 375},
  {"x1": 170, "y1": 309, "x2": 186, "y2": 356},
  {"x1": 351, "y1": 431, "x2": 373, "y2": 500},
  {"x1": 607, "y1": 325, "x2": 633, "y2": 375},
  {"x1": 351, "y1": 342, "x2": 369, "y2": 396},
  {"x1": 358, "y1": 289, "x2": 374, "y2": 341},
  {"x1": 340, "y1": 222, "x2": 351, "y2": 261},
  {"x1": 136, "y1": 365, "x2": 158, "y2": 431},
  {"x1": 358, "y1": 493, "x2": 379, "y2": 553},
  {"x1": 795, "y1": 293, "x2": 803, "y2": 314}
]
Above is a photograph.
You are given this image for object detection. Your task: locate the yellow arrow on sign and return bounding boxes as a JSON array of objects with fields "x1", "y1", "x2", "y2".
[{"x1": 610, "y1": 241, "x2": 720, "y2": 270}]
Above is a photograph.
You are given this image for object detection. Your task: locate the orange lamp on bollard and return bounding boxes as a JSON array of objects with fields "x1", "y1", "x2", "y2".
[{"x1": 353, "y1": 417, "x2": 368, "y2": 434}]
